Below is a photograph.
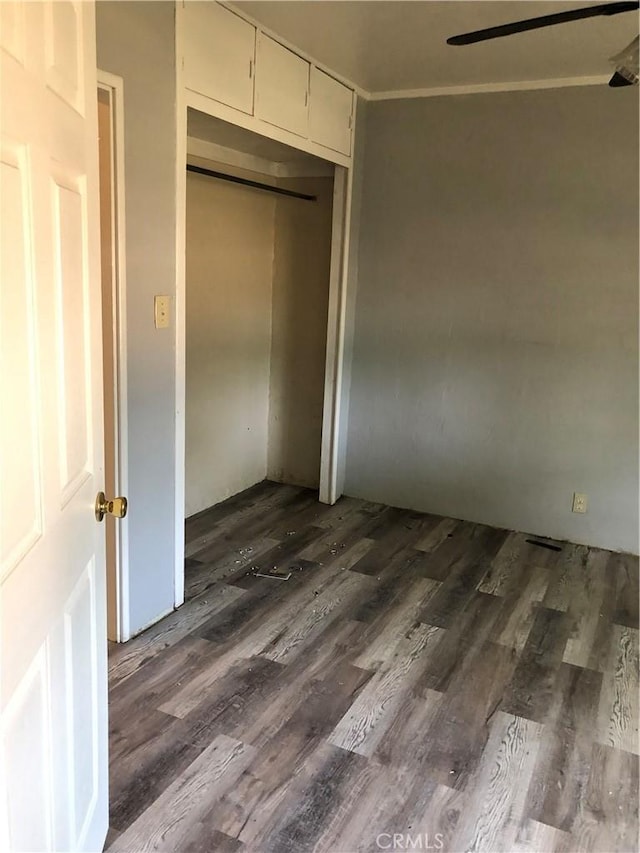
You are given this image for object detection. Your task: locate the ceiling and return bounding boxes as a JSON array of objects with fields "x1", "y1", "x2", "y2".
[{"x1": 232, "y1": 1, "x2": 639, "y2": 94}]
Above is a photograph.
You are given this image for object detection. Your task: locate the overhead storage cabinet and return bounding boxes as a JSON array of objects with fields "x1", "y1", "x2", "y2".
[
  {"x1": 181, "y1": 2, "x2": 356, "y2": 164},
  {"x1": 184, "y1": 2, "x2": 256, "y2": 115},
  {"x1": 309, "y1": 67, "x2": 353, "y2": 156},
  {"x1": 255, "y1": 34, "x2": 310, "y2": 137}
]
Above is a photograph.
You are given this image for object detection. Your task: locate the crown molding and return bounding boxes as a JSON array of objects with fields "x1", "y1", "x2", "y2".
[{"x1": 367, "y1": 75, "x2": 611, "y2": 101}]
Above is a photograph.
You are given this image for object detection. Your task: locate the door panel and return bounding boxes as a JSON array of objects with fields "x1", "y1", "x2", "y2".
[
  {"x1": 2, "y1": 648, "x2": 53, "y2": 852},
  {"x1": 0, "y1": 143, "x2": 43, "y2": 578},
  {"x1": 45, "y1": 0, "x2": 84, "y2": 114},
  {"x1": 0, "y1": 1, "x2": 25, "y2": 65},
  {"x1": 52, "y1": 170, "x2": 91, "y2": 503},
  {"x1": 309, "y1": 67, "x2": 353, "y2": 156},
  {"x1": 184, "y1": 2, "x2": 256, "y2": 115},
  {"x1": 255, "y1": 34, "x2": 309, "y2": 137},
  {"x1": 0, "y1": 3, "x2": 108, "y2": 852},
  {"x1": 64, "y1": 561, "x2": 100, "y2": 847}
]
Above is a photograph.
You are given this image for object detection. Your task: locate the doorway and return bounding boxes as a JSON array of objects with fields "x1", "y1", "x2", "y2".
[
  {"x1": 97, "y1": 72, "x2": 129, "y2": 642},
  {"x1": 184, "y1": 111, "x2": 335, "y2": 522}
]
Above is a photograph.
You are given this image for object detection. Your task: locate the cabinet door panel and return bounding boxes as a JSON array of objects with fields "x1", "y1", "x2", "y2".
[
  {"x1": 309, "y1": 67, "x2": 353, "y2": 156},
  {"x1": 255, "y1": 34, "x2": 309, "y2": 137},
  {"x1": 184, "y1": 2, "x2": 255, "y2": 115}
]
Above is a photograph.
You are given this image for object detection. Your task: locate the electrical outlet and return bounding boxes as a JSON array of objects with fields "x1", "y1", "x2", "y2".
[
  {"x1": 572, "y1": 492, "x2": 588, "y2": 514},
  {"x1": 154, "y1": 295, "x2": 170, "y2": 329}
]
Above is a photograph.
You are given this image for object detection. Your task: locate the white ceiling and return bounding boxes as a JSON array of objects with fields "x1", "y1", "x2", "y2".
[{"x1": 232, "y1": 1, "x2": 639, "y2": 94}]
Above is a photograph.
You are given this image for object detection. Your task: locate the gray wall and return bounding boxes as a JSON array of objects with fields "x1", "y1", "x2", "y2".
[
  {"x1": 268, "y1": 176, "x2": 333, "y2": 488},
  {"x1": 185, "y1": 163, "x2": 275, "y2": 516},
  {"x1": 96, "y1": 2, "x2": 178, "y2": 634},
  {"x1": 346, "y1": 87, "x2": 639, "y2": 554}
]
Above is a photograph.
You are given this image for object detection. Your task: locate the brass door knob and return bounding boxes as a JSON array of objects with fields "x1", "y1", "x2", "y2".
[{"x1": 95, "y1": 491, "x2": 128, "y2": 522}]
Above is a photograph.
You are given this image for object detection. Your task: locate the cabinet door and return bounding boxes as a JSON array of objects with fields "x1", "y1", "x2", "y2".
[
  {"x1": 309, "y1": 68, "x2": 353, "y2": 156},
  {"x1": 184, "y1": 2, "x2": 255, "y2": 115},
  {"x1": 255, "y1": 34, "x2": 309, "y2": 137}
]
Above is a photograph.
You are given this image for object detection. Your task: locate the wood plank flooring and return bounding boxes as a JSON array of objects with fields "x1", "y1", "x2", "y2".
[{"x1": 107, "y1": 481, "x2": 639, "y2": 853}]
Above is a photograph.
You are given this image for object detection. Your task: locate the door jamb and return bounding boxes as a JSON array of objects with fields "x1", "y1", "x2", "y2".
[
  {"x1": 319, "y1": 163, "x2": 352, "y2": 504},
  {"x1": 174, "y1": 60, "x2": 187, "y2": 611},
  {"x1": 97, "y1": 69, "x2": 130, "y2": 641}
]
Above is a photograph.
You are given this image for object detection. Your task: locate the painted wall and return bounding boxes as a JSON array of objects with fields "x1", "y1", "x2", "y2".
[
  {"x1": 347, "y1": 87, "x2": 639, "y2": 553},
  {"x1": 268, "y1": 176, "x2": 333, "y2": 488},
  {"x1": 185, "y1": 162, "x2": 275, "y2": 516},
  {"x1": 96, "y1": 1, "x2": 177, "y2": 634}
]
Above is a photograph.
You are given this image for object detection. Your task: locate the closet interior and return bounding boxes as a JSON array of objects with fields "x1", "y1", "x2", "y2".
[{"x1": 185, "y1": 108, "x2": 335, "y2": 518}]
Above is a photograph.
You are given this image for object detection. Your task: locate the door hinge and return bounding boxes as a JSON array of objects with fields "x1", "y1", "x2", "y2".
[{"x1": 249, "y1": 59, "x2": 253, "y2": 78}]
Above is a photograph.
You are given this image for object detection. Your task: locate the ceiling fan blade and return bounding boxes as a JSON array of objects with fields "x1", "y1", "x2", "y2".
[
  {"x1": 609, "y1": 69, "x2": 636, "y2": 83},
  {"x1": 447, "y1": 2, "x2": 639, "y2": 45}
]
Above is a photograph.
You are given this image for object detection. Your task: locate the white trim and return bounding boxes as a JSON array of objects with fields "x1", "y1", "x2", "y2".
[
  {"x1": 322, "y1": 101, "x2": 358, "y2": 504},
  {"x1": 319, "y1": 165, "x2": 350, "y2": 505},
  {"x1": 187, "y1": 136, "x2": 335, "y2": 179},
  {"x1": 331, "y1": 162, "x2": 355, "y2": 503},
  {"x1": 339, "y1": 75, "x2": 610, "y2": 102},
  {"x1": 174, "y1": 11, "x2": 187, "y2": 611},
  {"x1": 96, "y1": 70, "x2": 130, "y2": 642}
]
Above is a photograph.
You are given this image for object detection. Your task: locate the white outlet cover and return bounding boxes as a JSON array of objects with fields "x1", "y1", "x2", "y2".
[
  {"x1": 572, "y1": 492, "x2": 588, "y2": 513},
  {"x1": 154, "y1": 295, "x2": 170, "y2": 329}
]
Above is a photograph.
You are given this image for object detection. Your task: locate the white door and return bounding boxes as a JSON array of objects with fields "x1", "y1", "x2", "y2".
[{"x1": 1, "y1": 3, "x2": 109, "y2": 852}]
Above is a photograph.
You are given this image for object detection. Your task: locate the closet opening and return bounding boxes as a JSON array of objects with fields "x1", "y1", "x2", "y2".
[{"x1": 184, "y1": 108, "x2": 337, "y2": 528}]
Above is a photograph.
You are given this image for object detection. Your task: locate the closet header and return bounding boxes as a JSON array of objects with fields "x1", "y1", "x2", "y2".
[{"x1": 186, "y1": 164, "x2": 317, "y2": 202}]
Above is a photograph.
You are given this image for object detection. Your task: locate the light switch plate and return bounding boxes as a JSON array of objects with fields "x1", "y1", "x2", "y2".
[{"x1": 154, "y1": 295, "x2": 170, "y2": 329}]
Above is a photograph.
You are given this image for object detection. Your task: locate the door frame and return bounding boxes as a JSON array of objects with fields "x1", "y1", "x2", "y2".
[
  {"x1": 173, "y1": 101, "x2": 354, "y2": 610},
  {"x1": 319, "y1": 163, "x2": 353, "y2": 505},
  {"x1": 97, "y1": 70, "x2": 130, "y2": 641}
]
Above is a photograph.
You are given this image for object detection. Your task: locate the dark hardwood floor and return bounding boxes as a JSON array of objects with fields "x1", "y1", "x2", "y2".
[{"x1": 107, "y1": 480, "x2": 639, "y2": 852}]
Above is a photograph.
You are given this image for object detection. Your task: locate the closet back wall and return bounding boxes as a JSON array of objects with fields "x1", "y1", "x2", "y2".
[
  {"x1": 268, "y1": 176, "x2": 333, "y2": 488},
  {"x1": 185, "y1": 162, "x2": 275, "y2": 516},
  {"x1": 186, "y1": 163, "x2": 334, "y2": 515}
]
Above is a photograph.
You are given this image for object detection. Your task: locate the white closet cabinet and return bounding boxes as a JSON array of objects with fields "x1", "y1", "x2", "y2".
[
  {"x1": 255, "y1": 34, "x2": 309, "y2": 138},
  {"x1": 309, "y1": 67, "x2": 353, "y2": 156},
  {"x1": 184, "y1": 2, "x2": 256, "y2": 115}
]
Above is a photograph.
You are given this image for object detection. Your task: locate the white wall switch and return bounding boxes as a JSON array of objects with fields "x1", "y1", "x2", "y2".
[
  {"x1": 572, "y1": 492, "x2": 588, "y2": 514},
  {"x1": 154, "y1": 295, "x2": 170, "y2": 329}
]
